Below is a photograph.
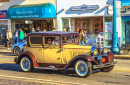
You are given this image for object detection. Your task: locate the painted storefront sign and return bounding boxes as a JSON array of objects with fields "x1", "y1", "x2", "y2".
[
  {"x1": 121, "y1": 0, "x2": 130, "y2": 6},
  {"x1": 70, "y1": 4, "x2": 99, "y2": 12},
  {"x1": 0, "y1": 10, "x2": 7, "y2": 19}
]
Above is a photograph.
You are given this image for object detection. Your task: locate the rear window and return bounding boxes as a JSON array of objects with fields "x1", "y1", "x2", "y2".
[{"x1": 30, "y1": 36, "x2": 43, "y2": 44}]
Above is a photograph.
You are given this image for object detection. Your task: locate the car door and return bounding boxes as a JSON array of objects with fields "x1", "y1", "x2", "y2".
[
  {"x1": 43, "y1": 36, "x2": 65, "y2": 64},
  {"x1": 28, "y1": 36, "x2": 44, "y2": 63}
]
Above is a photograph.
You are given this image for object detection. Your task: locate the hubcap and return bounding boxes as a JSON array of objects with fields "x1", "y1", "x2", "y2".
[
  {"x1": 15, "y1": 48, "x2": 19, "y2": 54},
  {"x1": 77, "y1": 62, "x2": 88, "y2": 75},
  {"x1": 21, "y1": 58, "x2": 30, "y2": 70}
]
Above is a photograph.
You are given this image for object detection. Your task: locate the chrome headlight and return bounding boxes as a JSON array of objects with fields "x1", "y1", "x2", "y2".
[
  {"x1": 102, "y1": 47, "x2": 108, "y2": 54},
  {"x1": 94, "y1": 49, "x2": 98, "y2": 55},
  {"x1": 91, "y1": 46, "x2": 98, "y2": 56}
]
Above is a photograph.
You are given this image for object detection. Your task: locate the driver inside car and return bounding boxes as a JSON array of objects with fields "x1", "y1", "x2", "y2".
[{"x1": 47, "y1": 39, "x2": 52, "y2": 45}]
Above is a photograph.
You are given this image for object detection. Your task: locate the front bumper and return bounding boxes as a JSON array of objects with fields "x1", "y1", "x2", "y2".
[{"x1": 93, "y1": 61, "x2": 117, "y2": 69}]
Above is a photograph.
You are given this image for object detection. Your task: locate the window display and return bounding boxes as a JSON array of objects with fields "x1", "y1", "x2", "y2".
[{"x1": 62, "y1": 19, "x2": 69, "y2": 31}]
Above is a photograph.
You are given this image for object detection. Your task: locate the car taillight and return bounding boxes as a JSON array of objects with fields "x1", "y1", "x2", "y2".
[{"x1": 102, "y1": 58, "x2": 106, "y2": 62}]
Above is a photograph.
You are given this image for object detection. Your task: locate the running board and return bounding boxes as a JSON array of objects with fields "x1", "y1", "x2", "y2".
[{"x1": 35, "y1": 66, "x2": 57, "y2": 70}]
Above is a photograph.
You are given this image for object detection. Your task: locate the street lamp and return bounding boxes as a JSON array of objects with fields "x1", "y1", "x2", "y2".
[{"x1": 111, "y1": 0, "x2": 120, "y2": 54}]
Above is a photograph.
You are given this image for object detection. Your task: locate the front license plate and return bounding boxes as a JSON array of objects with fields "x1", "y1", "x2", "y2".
[{"x1": 97, "y1": 55, "x2": 102, "y2": 60}]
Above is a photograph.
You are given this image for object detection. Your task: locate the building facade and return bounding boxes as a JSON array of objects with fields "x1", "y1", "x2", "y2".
[
  {"x1": 57, "y1": 0, "x2": 115, "y2": 47},
  {"x1": 121, "y1": 0, "x2": 130, "y2": 45}
]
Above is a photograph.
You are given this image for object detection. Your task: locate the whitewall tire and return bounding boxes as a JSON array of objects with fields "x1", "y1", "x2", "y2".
[
  {"x1": 74, "y1": 59, "x2": 92, "y2": 77},
  {"x1": 20, "y1": 56, "x2": 34, "y2": 72}
]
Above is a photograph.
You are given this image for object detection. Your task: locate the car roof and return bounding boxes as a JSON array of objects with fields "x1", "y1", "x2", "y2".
[{"x1": 28, "y1": 31, "x2": 79, "y2": 36}]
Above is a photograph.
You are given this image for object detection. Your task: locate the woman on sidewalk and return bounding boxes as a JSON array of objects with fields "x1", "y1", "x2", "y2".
[{"x1": 6, "y1": 29, "x2": 13, "y2": 49}]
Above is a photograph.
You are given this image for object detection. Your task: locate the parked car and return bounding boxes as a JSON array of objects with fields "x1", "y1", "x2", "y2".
[
  {"x1": 14, "y1": 31, "x2": 116, "y2": 77},
  {"x1": 11, "y1": 40, "x2": 27, "y2": 56}
]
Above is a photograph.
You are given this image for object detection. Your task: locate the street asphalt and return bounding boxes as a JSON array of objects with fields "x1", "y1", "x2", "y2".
[{"x1": 0, "y1": 45, "x2": 130, "y2": 85}]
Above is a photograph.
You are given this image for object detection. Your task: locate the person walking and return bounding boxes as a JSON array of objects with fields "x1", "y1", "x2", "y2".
[
  {"x1": 67, "y1": 27, "x2": 70, "y2": 32},
  {"x1": 30, "y1": 27, "x2": 35, "y2": 33},
  {"x1": 37, "y1": 27, "x2": 41, "y2": 32},
  {"x1": 83, "y1": 29, "x2": 87, "y2": 45},
  {"x1": 19, "y1": 28, "x2": 24, "y2": 42},
  {"x1": 79, "y1": 29, "x2": 83, "y2": 44},
  {"x1": 14, "y1": 28, "x2": 19, "y2": 43},
  {"x1": 6, "y1": 29, "x2": 13, "y2": 49}
]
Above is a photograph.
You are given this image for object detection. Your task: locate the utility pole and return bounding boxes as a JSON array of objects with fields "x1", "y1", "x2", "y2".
[{"x1": 111, "y1": 0, "x2": 120, "y2": 54}]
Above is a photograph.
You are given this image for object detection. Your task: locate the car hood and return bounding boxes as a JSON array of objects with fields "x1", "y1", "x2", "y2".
[{"x1": 63, "y1": 44, "x2": 92, "y2": 49}]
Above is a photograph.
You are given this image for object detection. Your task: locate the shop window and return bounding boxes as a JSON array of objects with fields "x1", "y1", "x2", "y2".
[
  {"x1": 30, "y1": 36, "x2": 43, "y2": 44},
  {"x1": 104, "y1": 17, "x2": 113, "y2": 47},
  {"x1": 62, "y1": 19, "x2": 69, "y2": 31}
]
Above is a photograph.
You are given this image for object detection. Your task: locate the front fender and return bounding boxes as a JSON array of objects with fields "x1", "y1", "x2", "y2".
[
  {"x1": 105, "y1": 51, "x2": 114, "y2": 63},
  {"x1": 16, "y1": 51, "x2": 39, "y2": 67},
  {"x1": 57, "y1": 55, "x2": 97, "y2": 70}
]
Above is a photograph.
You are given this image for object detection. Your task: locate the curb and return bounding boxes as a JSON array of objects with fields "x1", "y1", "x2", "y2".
[{"x1": 114, "y1": 55, "x2": 130, "y2": 59}]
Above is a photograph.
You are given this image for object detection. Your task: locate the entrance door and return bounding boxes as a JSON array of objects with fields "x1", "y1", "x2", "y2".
[{"x1": 125, "y1": 21, "x2": 130, "y2": 44}]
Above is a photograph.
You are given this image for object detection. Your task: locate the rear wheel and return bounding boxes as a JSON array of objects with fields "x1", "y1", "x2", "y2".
[
  {"x1": 74, "y1": 59, "x2": 92, "y2": 77},
  {"x1": 20, "y1": 56, "x2": 34, "y2": 72},
  {"x1": 14, "y1": 47, "x2": 21, "y2": 56},
  {"x1": 100, "y1": 58, "x2": 114, "y2": 72}
]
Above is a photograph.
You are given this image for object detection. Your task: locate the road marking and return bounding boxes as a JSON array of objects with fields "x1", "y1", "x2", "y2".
[
  {"x1": 0, "y1": 75, "x2": 87, "y2": 85},
  {"x1": 113, "y1": 69, "x2": 130, "y2": 72},
  {"x1": 0, "y1": 62, "x2": 15, "y2": 64}
]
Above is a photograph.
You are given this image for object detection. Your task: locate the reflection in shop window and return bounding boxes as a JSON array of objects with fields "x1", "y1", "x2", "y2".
[{"x1": 62, "y1": 19, "x2": 69, "y2": 31}]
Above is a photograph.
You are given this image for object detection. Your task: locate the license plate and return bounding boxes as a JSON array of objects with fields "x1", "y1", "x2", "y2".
[{"x1": 97, "y1": 55, "x2": 102, "y2": 60}]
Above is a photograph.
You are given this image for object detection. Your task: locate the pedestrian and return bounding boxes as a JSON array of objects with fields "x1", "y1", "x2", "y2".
[
  {"x1": 79, "y1": 29, "x2": 83, "y2": 44},
  {"x1": 43, "y1": 29, "x2": 46, "y2": 32},
  {"x1": 83, "y1": 29, "x2": 87, "y2": 45},
  {"x1": 6, "y1": 29, "x2": 13, "y2": 49},
  {"x1": 24, "y1": 33, "x2": 27, "y2": 40},
  {"x1": 14, "y1": 28, "x2": 19, "y2": 43},
  {"x1": 37, "y1": 27, "x2": 41, "y2": 32},
  {"x1": 67, "y1": 27, "x2": 70, "y2": 32},
  {"x1": 30, "y1": 27, "x2": 35, "y2": 33},
  {"x1": 19, "y1": 28, "x2": 24, "y2": 42},
  {"x1": 52, "y1": 28, "x2": 56, "y2": 31},
  {"x1": 76, "y1": 28, "x2": 79, "y2": 33},
  {"x1": 63, "y1": 28, "x2": 66, "y2": 31}
]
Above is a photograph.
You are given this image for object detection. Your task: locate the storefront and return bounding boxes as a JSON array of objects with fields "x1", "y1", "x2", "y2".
[
  {"x1": 57, "y1": 0, "x2": 113, "y2": 47},
  {"x1": 121, "y1": 0, "x2": 130, "y2": 45},
  {"x1": 0, "y1": 10, "x2": 11, "y2": 35},
  {"x1": 7, "y1": 3, "x2": 56, "y2": 33}
]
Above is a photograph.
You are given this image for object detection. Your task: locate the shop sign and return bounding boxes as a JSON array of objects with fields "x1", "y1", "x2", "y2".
[
  {"x1": 0, "y1": 10, "x2": 7, "y2": 19},
  {"x1": 16, "y1": 11, "x2": 33, "y2": 14},
  {"x1": 70, "y1": 4, "x2": 99, "y2": 12},
  {"x1": 121, "y1": 0, "x2": 130, "y2": 6}
]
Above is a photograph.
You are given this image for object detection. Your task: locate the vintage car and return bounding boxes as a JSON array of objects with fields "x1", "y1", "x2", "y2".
[
  {"x1": 11, "y1": 40, "x2": 27, "y2": 56},
  {"x1": 14, "y1": 31, "x2": 116, "y2": 77}
]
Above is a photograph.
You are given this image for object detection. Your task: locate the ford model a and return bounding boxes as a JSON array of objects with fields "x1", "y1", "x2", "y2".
[{"x1": 14, "y1": 31, "x2": 116, "y2": 77}]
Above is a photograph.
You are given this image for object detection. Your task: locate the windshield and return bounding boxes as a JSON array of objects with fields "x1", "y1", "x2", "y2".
[{"x1": 62, "y1": 35, "x2": 79, "y2": 44}]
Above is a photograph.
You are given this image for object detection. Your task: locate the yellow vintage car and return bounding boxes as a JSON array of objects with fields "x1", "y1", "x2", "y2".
[{"x1": 15, "y1": 31, "x2": 116, "y2": 77}]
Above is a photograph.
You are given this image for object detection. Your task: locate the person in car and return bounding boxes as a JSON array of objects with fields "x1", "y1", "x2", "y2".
[{"x1": 47, "y1": 39, "x2": 52, "y2": 45}]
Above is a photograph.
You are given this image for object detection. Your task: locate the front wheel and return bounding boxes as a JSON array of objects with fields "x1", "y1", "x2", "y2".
[
  {"x1": 14, "y1": 47, "x2": 21, "y2": 56},
  {"x1": 74, "y1": 59, "x2": 92, "y2": 77},
  {"x1": 20, "y1": 56, "x2": 34, "y2": 72}
]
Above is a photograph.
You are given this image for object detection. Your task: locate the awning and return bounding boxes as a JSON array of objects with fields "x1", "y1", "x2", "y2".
[
  {"x1": 121, "y1": 0, "x2": 130, "y2": 6},
  {"x1": 7, "y1": 3, "x2": 56, "y2": 19},
  {"x1": 122, "y1": 16, "x2": 130, "y2": 21}
]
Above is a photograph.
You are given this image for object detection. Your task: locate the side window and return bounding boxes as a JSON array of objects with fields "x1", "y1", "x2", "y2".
[
  {"x1": 44, "y1": 36, "x2": 60, "y2": 46},
  {"x1": 30, "y1": 36, "x2": 43, "y2": 45}
]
